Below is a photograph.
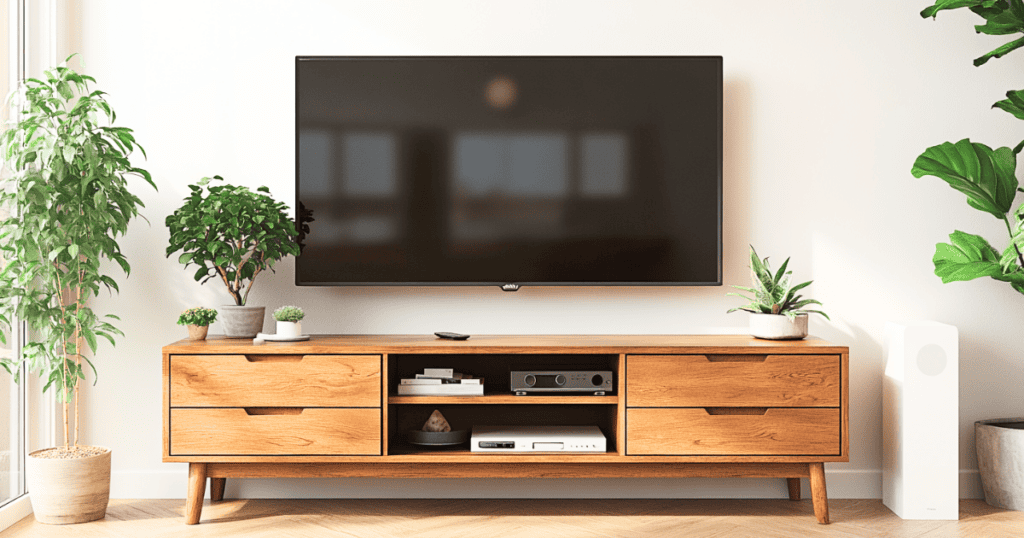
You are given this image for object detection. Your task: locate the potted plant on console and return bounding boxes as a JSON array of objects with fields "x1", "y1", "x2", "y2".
[
  {"x1": 0, "y1": 57, "x2": 155, "y2": 524},
  {"x1": 166, "y1": 176, "x2": 300, "y2": 338},
  {"x1": 273, "y1": 305, "x2": 304, "y2": 338},
  {"x1": 177, "y1": 307, "x2": 218, "y2": 341},
  {"x1": 727, "y1": 246, "x2": 829, "y2": 340},
  {"x1": 912, "y1": 0, "x2": 1024, "y2": 511}
]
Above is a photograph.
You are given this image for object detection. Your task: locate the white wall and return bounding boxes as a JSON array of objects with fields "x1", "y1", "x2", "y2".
[{"x1": 61, "y1": 0, "x2": 1024, "y2": 499}]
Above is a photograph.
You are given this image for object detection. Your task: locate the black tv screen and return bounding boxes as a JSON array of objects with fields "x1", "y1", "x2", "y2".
[{"x1": 295, "y1": 56, "x2": 721, "y2": 286}]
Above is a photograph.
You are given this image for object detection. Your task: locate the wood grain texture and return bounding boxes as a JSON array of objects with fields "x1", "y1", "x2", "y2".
[
  {"x1": 381, "y1": 353, "x2": 388, "y2": 456},
  {"x1": 787, "y1": 477, "x2": 801, "y2": 501},
  {"x1": 171, "y1": 408, "x2": 381, "y2": 456},
  {"x1": 163, "y1": 334, "x2": 849, "y2": 355},
  {"x1": 809, "y1": 462, "x2": 829, "y2": 524},
  {"x1": 842, "y1": 352, "x2": 849, "y2": 459},
  {"x1": 206, "y1": 462, "x2": 813, "y2": 479},
  {"x1": 617, "y1": 353, "x2": 626, "y2": 456},
  {"x1": 170, "y1": 355, "x2": 381, "y2": 407},
  {"x1": 162, "y1": 452, "x2": 850, "y2": 464},
  {"x1": 185, "y1": 463, "x2": 206, "y2": 525},
  {"x1": 162, "y1": 353, "x2": 170, "y2": 458},
  {"x1": 209, "y1": 478, "x2": 225, "y2": 502},
  {"x1": 627, "y1": 355, "x2": 840, "y2": 407},
  {"x1": 626, "y1": 408, "x2": 841, "y2": 456}
]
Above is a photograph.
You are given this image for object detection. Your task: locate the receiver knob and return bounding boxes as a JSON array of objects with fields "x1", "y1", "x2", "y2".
[
  {"x1": 524, "y1": 375, "x2": 536, "y2": 387},
  {"x1": 591, "y1": 374, "x2": 604, "y2": 386},
  {"x1": 555, "y1": 374, "x2": 566, "y2": 386}
]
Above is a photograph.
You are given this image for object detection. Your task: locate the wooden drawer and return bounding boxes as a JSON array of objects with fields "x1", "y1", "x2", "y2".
[
  {"x1": 170, "y1": 408, "x2": 381, "y2": 455},
  {"x1": 626, "y1": 408, "x2": 841, "y2": 456},
  {"x1": 627, "y1": 355, "x2": 840, "y2": 407},
  {"x1": 170, "y1": 355, "x2": 380, "y2": 407}
]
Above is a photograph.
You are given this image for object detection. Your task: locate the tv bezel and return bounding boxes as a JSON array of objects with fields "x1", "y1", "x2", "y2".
[{"x1": 294, "y1": 55, "x2": 723, "y2": 288}]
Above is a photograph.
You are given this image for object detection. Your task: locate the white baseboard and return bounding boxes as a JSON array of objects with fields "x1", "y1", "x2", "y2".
[
  {"x1": 111, "y1": 468, "x2": 961, "y2": 500},
  {"x1": 0, "y1": 495, "x2": 33, "y2": 532}
]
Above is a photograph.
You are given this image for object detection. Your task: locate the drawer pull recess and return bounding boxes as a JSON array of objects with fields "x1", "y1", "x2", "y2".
[
  {"x1": 245, "y1": 355, "x2": 304, "y2": 363},
  {"x1": 705, "y1": 355, "x2": 768, "y2": 363},
  {"x1": 244, "y1": 408, "x2": 304, "y2": 416},
  {"x1": 704, "y1": 407, "x2": 768, "y2": 415}
]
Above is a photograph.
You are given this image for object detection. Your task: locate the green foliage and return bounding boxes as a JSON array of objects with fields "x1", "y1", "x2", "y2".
[
  {"x1": 915, "y1": 2, "x2": 1024, "y2": 294},
  {"x1": 176, "y1": 307, "x2": 218, "y2": 326},
  {"x1": 920, "y1": 0, "x2": 1024, "y2": 65},
  {"x1": 165, "y1": 176, "x2": 300, "y2": 306},
  {"x1": 0, "y1": 55, "x2": 154, "y2": 408},
  {"x1": 273, "y1": 305, "x2": 304, "y2": 322},
  {"x1": 726, "y1": 247, "x2": 829, "y2": 321}
]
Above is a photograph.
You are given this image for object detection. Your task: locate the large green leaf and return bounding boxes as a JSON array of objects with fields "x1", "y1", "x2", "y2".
[
  {"x1": 912, "y1": 139, "x2": 1018, "y2": 219},
  {"x1": 974, "y1": 35, "x2": 1024, "y2": 66},
  {"x1": 921, "y1": 0, "x2": 1003, "y2": 18},
  {"x1": 993, "y1": 89, "x2": 1024, "y2": 120},
  {"x1": 933, "y1": 230, "x2": 1004, "y2": 282}
]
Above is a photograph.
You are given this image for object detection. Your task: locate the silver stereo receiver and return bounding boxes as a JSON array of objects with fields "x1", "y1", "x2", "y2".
[{"x1": 510, "y1": 370, "x2": 613, "y2": 395}]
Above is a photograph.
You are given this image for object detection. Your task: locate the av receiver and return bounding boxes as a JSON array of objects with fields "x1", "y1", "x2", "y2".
[{"x1": 510, "y1": 371, "x2": 613, "y2": 395}]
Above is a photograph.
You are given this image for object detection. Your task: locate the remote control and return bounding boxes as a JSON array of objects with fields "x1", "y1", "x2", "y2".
[{"x1": 435, "y1": 332, "x2": 470, "y2": 340}]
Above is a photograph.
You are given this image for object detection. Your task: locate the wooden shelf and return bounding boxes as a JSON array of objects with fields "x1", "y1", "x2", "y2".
[
  {"x1": 385, "y1": 448, "x2": 621, "y2": 461},
  {"x1": 388, "y1": 395, "x2": 618, "y2": 405}
]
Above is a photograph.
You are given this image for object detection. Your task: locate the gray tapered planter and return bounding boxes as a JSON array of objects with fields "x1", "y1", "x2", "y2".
[
  {"x1": 976, "y1": 418, "x2": 1024, "y2": 511},
  {"x1": 219, "y1": 305, "x2": 265, "y2": 338},
  {"x1": 749, "y1": 313, "x2": 808, "y2": 340}
]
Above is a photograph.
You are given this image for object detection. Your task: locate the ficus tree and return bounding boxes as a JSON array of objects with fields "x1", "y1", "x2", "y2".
[
  {"x1": 912, "y1": 1, "x2": 1024, "y2": 290},
  {"x1": 165, "y1": 176, "x2": 299, "y2": 306},
  {"x1": 0, "y1": 55, "x2": 155, "y2": 449}
]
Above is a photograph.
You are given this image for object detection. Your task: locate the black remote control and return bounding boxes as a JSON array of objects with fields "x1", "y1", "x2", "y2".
[{"x1": 435, "y1": 332, "x2": 470, "y2": 340}]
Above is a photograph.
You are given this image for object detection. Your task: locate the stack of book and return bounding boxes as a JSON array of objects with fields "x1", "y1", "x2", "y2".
[{"x1": 397, "y1": 368, "x2": 484, "y2": 396}]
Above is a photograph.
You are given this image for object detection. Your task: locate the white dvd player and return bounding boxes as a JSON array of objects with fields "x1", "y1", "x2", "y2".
[{"x1": 470, "y1": 425, "x2": 606, "y2": 453}]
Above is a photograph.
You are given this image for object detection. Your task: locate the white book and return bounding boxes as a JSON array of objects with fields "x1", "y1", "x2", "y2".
[
  {"x1": 396, "y1": 384, "x2": 484, "y2": 396},
  {"x1": 400, "y1": 379, "x2": 442, "y2": 385},
  {"x1": 423, "y1": 368, "x2": 454, "y2": 378},
  {"x1": 416, "y1": 373, "x2": 463, "y2": 380}
]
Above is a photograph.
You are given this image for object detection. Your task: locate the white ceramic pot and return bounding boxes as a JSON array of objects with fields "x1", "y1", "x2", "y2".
[
  {"x1": 276, "y1": 320, "x2": 302, "y2": 338},
  {"x1": 219, "y1": 305, "x2": 265, "y2": 338},
  {"x1": 749, "y1": 313, "x2": 808, "y2": 340},
  {"x1": 27, "y1": 447, "x2": 111, "y2": 524}
]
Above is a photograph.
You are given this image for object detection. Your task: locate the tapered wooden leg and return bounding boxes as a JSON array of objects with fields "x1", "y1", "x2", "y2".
[
  {"x1": 186, "y1": 463, "x2": 208, "y2": 525},
  {"x1": 808, "y1": 463, "x2": 829, "y2": 524},
  {"x1": 210, "y1": 477, "x2": 226, "y2": 502},
  {"x1": 787, "y1": 478, "x2": 801, "y2": 501}
]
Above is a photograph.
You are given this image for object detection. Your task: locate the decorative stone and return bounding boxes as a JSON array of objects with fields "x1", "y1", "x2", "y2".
[
  {"x1": 422, "y1": 409, "x2": 452, "y2": 432},
  {"x1": 976, "y1": 418, "x2": 1024, "y2": 511}
]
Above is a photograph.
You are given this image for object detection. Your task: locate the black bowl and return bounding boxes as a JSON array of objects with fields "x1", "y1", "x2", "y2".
[{"x1": 407, "y1": 429, "x2": 469, "y2": 446}]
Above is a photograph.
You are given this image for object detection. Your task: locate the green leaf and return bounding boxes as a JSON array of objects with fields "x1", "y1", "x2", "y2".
[
  {"x1": 993, "y1": 89, "x2": 1024, "y2": 120},
  {"x1": 1015, "y1": 139, "x2": 1024, "y2": 155},
  {"x1": 921, "y1": 0, "x2": 1002, "y2": 18},
  {"x1": 911, "y1": 139, "x2": 1018, "y2": 219},
  {"x1": 974, "y1": 35, "x2": 1024, "y2": 66},
  {"x1": 178, "y1": 252, "x2": 193, "y2": 265},
  {"x1": 68, "y1": 244, "x2": 79, "y2": 259},
  {"x1": 932, "y1": 230, "x2": 1004, "y2": 283}
]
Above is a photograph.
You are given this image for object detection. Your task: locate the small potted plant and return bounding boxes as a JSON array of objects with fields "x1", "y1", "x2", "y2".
[
  {"x1": 166, "y1": 176, "x2": 300, "y2": 338},
  {"x1": 727, "y1": 246, "x2": 829, "y2": 340},
  {"x1": 177, "y1": 307, "x2": 218, "y2": 341},
  {"x1": 273, "y1": 306, "x2": 305, "y2": 338}
]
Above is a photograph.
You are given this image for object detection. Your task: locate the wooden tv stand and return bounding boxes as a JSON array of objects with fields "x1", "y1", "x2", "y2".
[{"x1": 162, "y1": 334, "x2": 848, "y2": 525}]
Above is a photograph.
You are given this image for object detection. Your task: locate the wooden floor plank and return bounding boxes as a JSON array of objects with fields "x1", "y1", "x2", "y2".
[{"x1": 1, "y1": 499, "x2": 1021, "y2": 537}]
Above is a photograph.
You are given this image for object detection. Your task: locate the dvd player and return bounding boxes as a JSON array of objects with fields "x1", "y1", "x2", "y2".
[{"x1": 470, "y1": 425, "x2": 606, "y2": 453}]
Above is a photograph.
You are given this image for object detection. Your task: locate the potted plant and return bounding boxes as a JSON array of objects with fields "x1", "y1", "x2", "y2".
[
  {"x1": 177, "y1": 307, "x2": 218, "y2": 341},
  {"x1": 914, "y1": 1, "x2": 1024, "y2": 511},
  {"x1": 0, "y1": 56, "x2": 154, "y2": 524},
  {"x1": 273, "y1": 305, "x2": 305, "y2": 338},
  {"x1": 727, "y1": 246, "x2": 829, "y2": 340},
  {"x1": 166, "y1": 176, "x2": 300, "y2": 338}
]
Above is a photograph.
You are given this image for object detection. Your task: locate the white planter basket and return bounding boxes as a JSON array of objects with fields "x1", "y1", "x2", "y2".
[{"x1": 749, "y1": 313, "x2": 808, "y2": 340}]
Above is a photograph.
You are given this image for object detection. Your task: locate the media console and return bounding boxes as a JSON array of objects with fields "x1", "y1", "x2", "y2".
[{"x1": 162, "y1": 335, "x2": 849, "y2": 525}]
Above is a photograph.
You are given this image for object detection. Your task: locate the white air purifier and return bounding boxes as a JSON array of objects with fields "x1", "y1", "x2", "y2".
[{"x1": 882, "y1": 321, "x2": 958, "y2": 520}]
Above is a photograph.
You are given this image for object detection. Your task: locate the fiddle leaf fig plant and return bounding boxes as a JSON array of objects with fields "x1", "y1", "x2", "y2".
[
  {"x1": 913, "y1": 1, "x2": 1024, "y2": 292},
  {"x1": 0, "y1": 56, "x2": 154, "y2": 449},
  {"x1": 165, "y1": 176, "x2": 300, "y2": 306}
]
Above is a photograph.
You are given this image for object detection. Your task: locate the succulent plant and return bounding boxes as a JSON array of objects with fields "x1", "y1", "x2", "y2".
[
  {"x1": 727, "y1": 246, "x2": 829, "y2": 321},
  {"x1": 273, "y1": 305, "x2": 304, "y2": 322}
]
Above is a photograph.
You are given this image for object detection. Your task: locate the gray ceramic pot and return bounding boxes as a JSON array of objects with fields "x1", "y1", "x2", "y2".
[
  {"x1": 749, "y1": 313, "x2": 808, "y2": 340},
  {"x1": 219, "y1": 305, "x2": 265, "y2": 338},
  {"x1": 976, "y1": 418, "x2": 1024, "y2": 511}
]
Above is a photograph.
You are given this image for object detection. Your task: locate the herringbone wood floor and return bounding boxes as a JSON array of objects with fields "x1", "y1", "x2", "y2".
[{"x1": 1, "y1": 499, "x2": 1021, "y2": 537}]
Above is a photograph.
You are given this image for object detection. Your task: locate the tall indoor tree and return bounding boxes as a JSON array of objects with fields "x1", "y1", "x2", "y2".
[{"x1": 0, "y1": 55, "x2": 155, "y2": 451}]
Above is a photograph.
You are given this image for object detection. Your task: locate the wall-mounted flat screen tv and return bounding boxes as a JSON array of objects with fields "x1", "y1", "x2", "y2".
[{"x1": 295, "y1": 56, "x2": 722, "y2": 287}]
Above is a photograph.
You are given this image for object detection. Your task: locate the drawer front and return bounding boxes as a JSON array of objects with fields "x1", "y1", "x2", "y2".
[
  {"x1": 626, "y1": 408, "x2": 841, "y2": 455},
  {"x1": 170, "y1": 355, "x2": 381, "y2": 407},
  {"x1": 170, "y1": 408, "x2": 381, "y2": 455},
  {"x1": 627, "y1": 355, "x2": 840, "y2": 407}
]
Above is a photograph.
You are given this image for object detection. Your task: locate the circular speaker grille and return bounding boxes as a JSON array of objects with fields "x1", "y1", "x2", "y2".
[{"x1": 916, "y1": 343, "x2": 947, "y2": 376}]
